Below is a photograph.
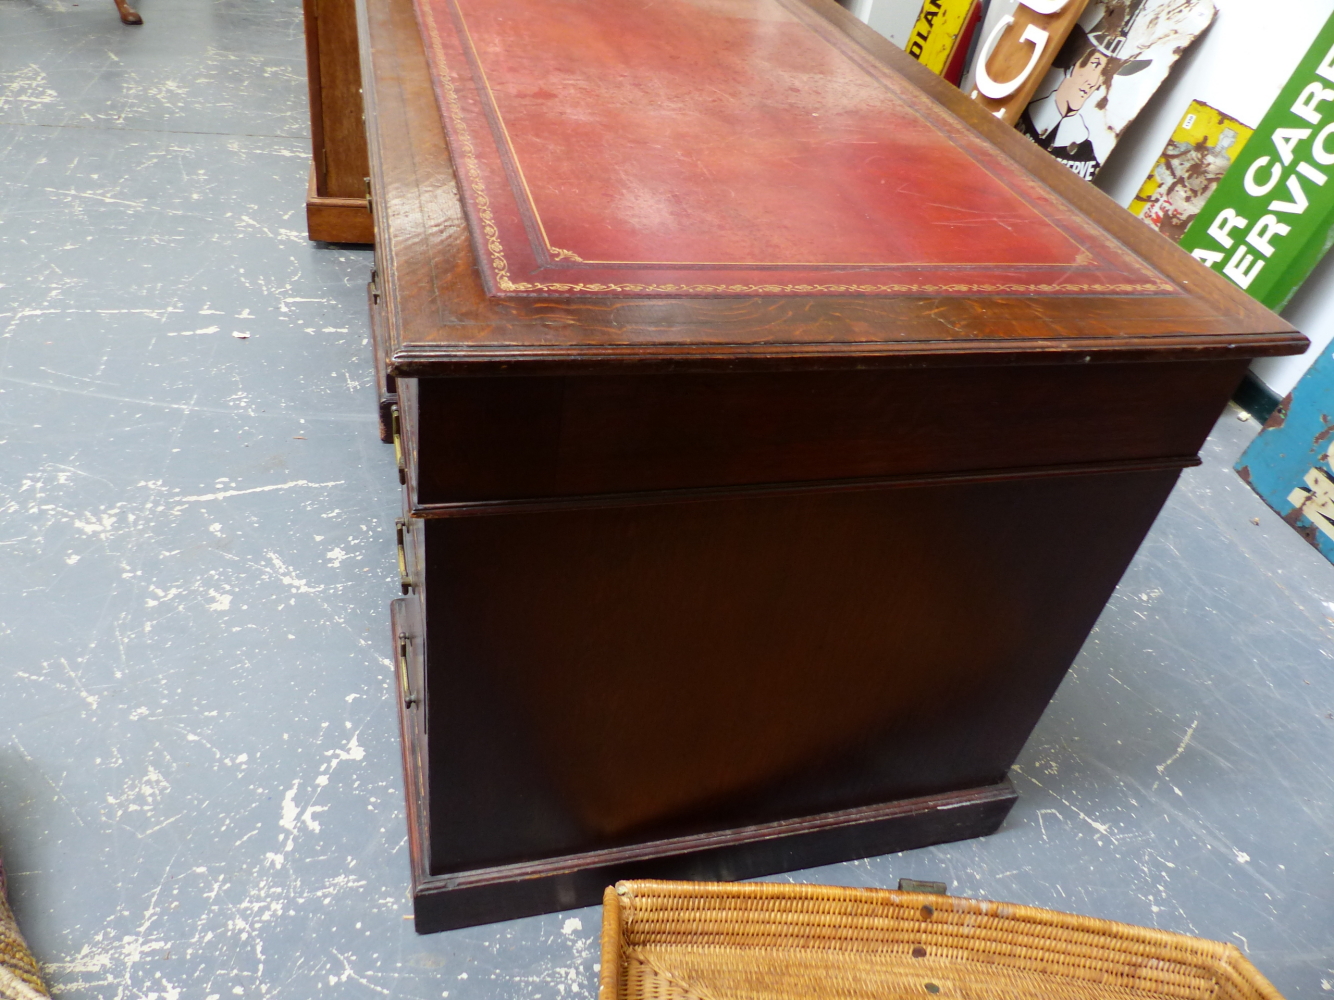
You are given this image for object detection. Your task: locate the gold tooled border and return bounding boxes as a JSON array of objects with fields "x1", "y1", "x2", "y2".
[{"x1": 489, "y1": 281, "x2": 1176, "y2": 293}]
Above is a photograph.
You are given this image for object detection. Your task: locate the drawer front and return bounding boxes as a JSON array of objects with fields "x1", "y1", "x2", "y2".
[{"x1": 406, "y1": 360, "x2": 1245, "y2": 506}]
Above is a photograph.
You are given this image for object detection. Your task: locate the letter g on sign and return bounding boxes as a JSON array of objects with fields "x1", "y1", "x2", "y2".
[
  {"x1": 972, "y1": 0, "x2": 1074, "y2": 101},
  {"x1": 975, "y1": 18, "x2": 1051, "y2": 99}
]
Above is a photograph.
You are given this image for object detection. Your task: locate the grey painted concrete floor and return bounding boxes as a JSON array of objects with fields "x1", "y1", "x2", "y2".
[{"x1": 1, "y1": 0, "x2": 1332, "y2": 997}]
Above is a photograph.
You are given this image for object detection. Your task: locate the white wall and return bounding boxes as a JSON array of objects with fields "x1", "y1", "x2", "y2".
[
  {"x1": 857, "y1": 0, "x2": 1334, "y2": 397},
  {"x1": 861, "y1": 0, "x2": 918, "y2": 47}
]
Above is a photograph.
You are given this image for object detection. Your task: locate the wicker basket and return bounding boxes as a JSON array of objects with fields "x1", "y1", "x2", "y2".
[{"x1": 598, "y1": 880, "x2": 1284, "y2": 1000}]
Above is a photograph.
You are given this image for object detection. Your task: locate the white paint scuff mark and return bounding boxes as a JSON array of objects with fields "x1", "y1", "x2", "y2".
[
  {"x1": 43, "y1": 187, "x2": 148, "y2": 209},
  {"x1": 1157, "y1": 718, "x2": 1200, "y2": 776},
  {"x1": 265, "y1": 551, "x2": 322, "y2": 595},
  {"x1": 302, "y1": 805, "x2": 329, "y2": 832},
  {"x1": 73, "y1": 511, "x2": 119, "y2": 535},
  {"x1": 1011, "y1": 766, "x2": 1115, "y2": 839},
  {"x1": 205, "y1": 591, "x2": 232, "y2": 612},
  {"x1": 175, "y1": 479, "x2": 343, "y2": 503},
  {"x1": 0, "y1": 63, "x2": 59, "y2": 110},
  {"x1": 101, "y1": 764, "x2": 177, "y2": 838},
  {"x1": 278, "y1": 780, "x2": 302, "y2": 834},
  {"x1": 329, "y1": 732, "x2": 365, "y2": 763},
  {"x1": 0, "y1": 375, "x2": 375, "y2": 422}
]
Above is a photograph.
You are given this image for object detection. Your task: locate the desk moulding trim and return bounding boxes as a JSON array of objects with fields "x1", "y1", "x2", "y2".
[{"x1": 405, "y1": 454, "x2": 1201, "y2": 518}]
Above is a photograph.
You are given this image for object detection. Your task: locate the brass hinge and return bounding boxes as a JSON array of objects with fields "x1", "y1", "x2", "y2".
[
  {"x1": 364, "y1": 176, "x2": 373, "y2": 213},
  {"x1": 369, "y1": 267, "x2": 380, "y2": 306}
]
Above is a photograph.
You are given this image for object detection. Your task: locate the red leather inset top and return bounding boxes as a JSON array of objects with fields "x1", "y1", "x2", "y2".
[{"x1": 414, "y1": 0, "x2": 1173, "y2": 298}]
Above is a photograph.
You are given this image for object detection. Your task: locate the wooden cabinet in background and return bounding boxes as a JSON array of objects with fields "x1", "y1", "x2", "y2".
[{"x1": 304, "y1": 0, "x2": 373, "y2": 244}]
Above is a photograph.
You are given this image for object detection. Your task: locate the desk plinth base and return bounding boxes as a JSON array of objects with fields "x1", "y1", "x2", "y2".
[
  {"x1": 412, "y1": 782, "x2": 1015, "y2": 934},
  {"x1": 391, "y1": 599, "x2": 1014, "y2": 932}
]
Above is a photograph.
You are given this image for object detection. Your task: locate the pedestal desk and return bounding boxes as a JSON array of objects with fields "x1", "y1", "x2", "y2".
[{"x1": 356, "y1": 0, "x2": 1305, "y2": 932}]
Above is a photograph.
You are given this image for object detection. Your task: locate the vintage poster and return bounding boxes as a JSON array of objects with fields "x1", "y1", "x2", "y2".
[
  {"x1": 1129, "y1": 100, "x2": 1254, "y2": 243},
  {"x1": 1016, "y1": 0, "x2": 1217, "y2": 180},
  {"x1": 1236, "y1": 347, "x2": 1334, "y2": 565},
  {"x1": 1177, "y1": 14, "x2": 1334, "y2": 310},
  {"x1": 968, "y1": 0, "x2": 1090, "y2": 126}
]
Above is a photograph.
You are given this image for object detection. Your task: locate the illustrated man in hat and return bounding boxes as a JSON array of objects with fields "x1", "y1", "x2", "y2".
[{"x1": 1017, "y1": 1, "x2": 1152, "y2": 180}]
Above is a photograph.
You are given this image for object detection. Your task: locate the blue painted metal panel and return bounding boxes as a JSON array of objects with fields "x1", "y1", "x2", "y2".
[{"x1": 1237, "y1": 346, "x2": 1334, "y2": 557}]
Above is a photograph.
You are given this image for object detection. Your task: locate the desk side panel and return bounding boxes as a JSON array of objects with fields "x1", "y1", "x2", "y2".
[{"x1": 419, "y1": 466, "x2": 1179, "y2": 874}]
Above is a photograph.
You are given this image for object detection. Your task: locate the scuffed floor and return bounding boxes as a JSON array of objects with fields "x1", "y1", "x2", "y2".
[{"x1": 0, "y1": 0, "x2": 1332, "y2": 997}]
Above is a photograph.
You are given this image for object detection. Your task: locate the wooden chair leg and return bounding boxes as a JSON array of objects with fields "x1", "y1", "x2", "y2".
[{"x1": 113, "y1": 0, "x2": 143, "y2": 24}]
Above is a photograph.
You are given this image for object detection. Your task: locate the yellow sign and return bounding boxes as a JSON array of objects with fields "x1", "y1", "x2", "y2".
[
  {"x1": 906, "y1": 0, "x2": 978, "y2": 76},
  {"x1": 1130, "y1": 100, "x2": 1254, "y2": 244}
]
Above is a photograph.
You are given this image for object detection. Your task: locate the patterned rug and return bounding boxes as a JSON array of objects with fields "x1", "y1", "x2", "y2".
[{"x1": 0, "y1": 858, "x2": 50, "y2": 1000}]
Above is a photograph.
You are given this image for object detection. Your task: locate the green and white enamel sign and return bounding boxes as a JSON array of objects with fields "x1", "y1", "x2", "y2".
[{"x1": 1178, "y1": 15, "x2": 1334, "y2": 311}]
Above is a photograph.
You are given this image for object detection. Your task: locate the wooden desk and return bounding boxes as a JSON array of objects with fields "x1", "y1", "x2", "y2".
[{"x1": 357, "y1": 0, "x2": 1304, "y2": 932}]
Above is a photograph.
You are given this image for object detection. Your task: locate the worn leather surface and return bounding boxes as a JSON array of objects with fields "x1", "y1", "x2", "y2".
[{"x1": 412, "y1": 0, "x2": 1172, "y2": 298}]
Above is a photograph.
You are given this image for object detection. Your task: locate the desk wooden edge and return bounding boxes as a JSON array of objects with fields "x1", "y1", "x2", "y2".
[{"x1": 385, "y1": 333, "x2": 1308, "y2": 379}]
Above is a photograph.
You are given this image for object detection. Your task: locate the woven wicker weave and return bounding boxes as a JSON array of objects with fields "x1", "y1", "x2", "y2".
[
  {"x1": 0, "y1": 860, "x2": 50, "y2": 1000},
  {"x1": 599, "y1": 880, "x2": 1284, "y2": 1000}
]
